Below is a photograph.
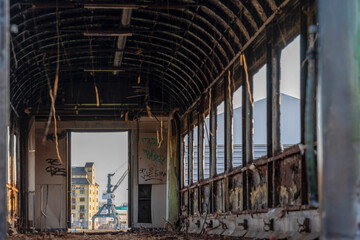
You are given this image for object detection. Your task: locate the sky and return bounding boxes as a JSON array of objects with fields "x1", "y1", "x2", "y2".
[{"x1": 71, "y1": 132, "x2": 129, "y2": 206}]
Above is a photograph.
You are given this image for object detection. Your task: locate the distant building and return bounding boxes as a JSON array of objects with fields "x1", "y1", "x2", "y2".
[
  {"x1": 115, "y1": 205, "x2": 128, "y2": 229},
  {"x1": 96, "y1": 203, "x2": 128, "y2": 230},
  {"x1": 185, "y1": 94, "x2": 300, "y2": 182},
  {"x1": 71, "y1": 162, "x2": 99, "y2": 229}
]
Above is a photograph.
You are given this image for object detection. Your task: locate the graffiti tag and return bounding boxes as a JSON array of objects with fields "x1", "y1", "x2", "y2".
[
  {"x1": 45, "y1": 158, "x2": 66, "y2": 176},
  {"x1": 139, "y1": 167, "x2": 166, "y2": 182},
  {"x1": 46, "y1": 131, "x2": 67, "y2": 142}
]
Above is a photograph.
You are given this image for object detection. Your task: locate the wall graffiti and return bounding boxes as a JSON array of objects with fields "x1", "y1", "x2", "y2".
[
  {"x1": 139, "y1": 167, "x2": 167, "y2": 182},
  {"x1": 139, "y1": 133, "x2": 167, "y2": 184},
  {"x1": 46, "y1": 130, "x2": 67, "y2": 142},
  {"x1": 45, "y1": 158, "x2": 66, "y2": 176}
]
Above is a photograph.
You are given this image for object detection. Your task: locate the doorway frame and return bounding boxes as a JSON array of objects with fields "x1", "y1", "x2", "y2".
[{"x1": 67, "y1": 129, "x2": 132, "y2": 230}]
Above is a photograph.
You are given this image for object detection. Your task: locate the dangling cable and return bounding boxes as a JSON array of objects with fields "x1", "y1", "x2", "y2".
[{"x1": 240, "y1": 54, "x2": 253, "y2": 106}]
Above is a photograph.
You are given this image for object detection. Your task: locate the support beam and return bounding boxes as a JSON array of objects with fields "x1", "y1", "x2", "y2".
[
  {"x1": 245, "y1": 74, "x2": 253, "y2": 164},
  {"x1": 244, "y1": 69, "x2": 253, "y2": 211},
  {"x1": 188, "y1": 114, "x2": 193, "y2": 185},
  {"x1": 180, "y1": 135, "x2": 184, "y2": 189},
  {"x1": 0, "y1": 0, "x2": 9, "y2": 237},
  {"x1": 224, "y1": 74, "x2": 233, "y2": 172},
  {"x1": 166, "y1": 118, "x2": 179, "y2": 224},
  {"x1": 318, "y1": 0, "x2": 358, "y2": 239},
  {"x1": 266, "y1": 40, "x2": 274, "y2": 208},
  {"x1": 198, "y1": 104, "x2": 204, "y2": 181},
  {"x1": 209, "y1": 90, "x2": 217, "y2": 178},
  {"x1": 271, "y1": 47, "x2": 281, "y2": 155},
  {"x1": 300, "y1": 0, "x2": 309, "y2": 206}
]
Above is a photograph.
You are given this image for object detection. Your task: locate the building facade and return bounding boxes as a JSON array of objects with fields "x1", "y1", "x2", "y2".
[{"x1": 71, "y1": 162, "x2": 99, "y2": 229}]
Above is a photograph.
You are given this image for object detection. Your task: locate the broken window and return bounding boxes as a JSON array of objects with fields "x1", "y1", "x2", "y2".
[
  {"x1": 216, "y1": 101, "x2": 225, "y2": 173},
  {"x1": 193, "y1": 125, "x2": 198, "y2": 182},
  {"x1": 204, "y1": 115, "x2": 210, "y2": 179},
  {"x1": 253, "y1": 65, "x2": 267, "y2": 159},
  {"x1": 233, "y1": 86, "x2": 243, "y2": 167},
  {"x1": 184, "y1": 134, "x2": 189, "y2": 186},
  {"x1": 280, "y1": 35, "x2": 301, "y2": 147}
]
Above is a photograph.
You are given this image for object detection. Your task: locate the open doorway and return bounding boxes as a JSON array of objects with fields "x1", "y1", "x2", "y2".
[{"x1": 70, "y1": 131, "x2": 129, "y2": 231}]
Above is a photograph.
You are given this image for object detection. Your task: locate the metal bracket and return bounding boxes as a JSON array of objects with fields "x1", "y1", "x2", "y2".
[
  {"x1": 238, "y1": 219, "x2": 248, "y2": 231},
  {"x1": 297, "y1": 218, "x2": 311, "y2": 233},
  {"x1": 263, "y1": 219, "x2": 274, "y2": 232}
]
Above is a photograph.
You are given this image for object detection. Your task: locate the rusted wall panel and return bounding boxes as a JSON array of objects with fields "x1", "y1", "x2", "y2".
[
  {"x1": 279, "y1": 153, "x2": 302, "y2": 207},
  {"x1": 201, "y1": 184, "x2": 211, "y2": 214},
  {"x1": 213, "y1": 179, "x2": 225, "y2": 213},
  {"x1": 189, "y1": 188, "x2": 199, "y2": 215},
  {"x1": 181, "y1": 191, "x2": 189, "y2": 216},
  {"x1": 248, "y1": 165, "x2": 268, "y2": 210},
  {"x1": 229, "y1": 173, "x2": 243, "y2": 212}
]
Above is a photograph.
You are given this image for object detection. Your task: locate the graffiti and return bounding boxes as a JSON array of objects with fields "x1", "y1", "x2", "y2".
[
  {"x1": 139, "y1": 167, "x2": 166, "y2": 182},
  {"x1": 141, "y1": 137, "x2": 158, "y2": 148},
  {"x1": 46, "y1": 130, "x2": 67, "y2": 142},
  {"x1": 142, "y1": 148, "x2": 166, "y2": 164},
  {"x1": 45, "y1": 158, "x2": 66, "y2": 176},
  {"x1": 139, "y1": 133, "x2": 167, "y2": 184}
]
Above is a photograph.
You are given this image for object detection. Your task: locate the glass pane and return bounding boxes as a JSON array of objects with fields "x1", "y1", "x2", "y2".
[
  {"x1": 204, "y1": 115, "x2": 210, "y2": 179},
  {"x1": 184, "y1": 134, "x2": 189, "y2": 186},
  {"x1": 216, "y1": 102, "x2": 225, "y2": 173},
  {"x1": 253, "y1": 65, "x2": 267, "y2": 159},
  {"x1": 233, "y1": 86, "x2": 242, "y2": 167},
  {"x1": 280, "y1": 36, "x2": 301, "y2": 147},
  {"x1": 193, "y1": 126, "x2": 198, "y2": 182}
]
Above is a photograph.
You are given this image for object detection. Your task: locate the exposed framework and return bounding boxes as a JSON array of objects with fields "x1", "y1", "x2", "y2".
[
  {"x1": 178, "y1": 0, "x2": 320, "y2": 238},
  {"x1": 10, "y1": 0, "x2": 291, "y2": 120}
]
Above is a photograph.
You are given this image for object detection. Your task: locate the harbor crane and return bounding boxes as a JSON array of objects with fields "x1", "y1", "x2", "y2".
[{"x1": 92, "y1": 169, "x2": 128, "y2": 229}]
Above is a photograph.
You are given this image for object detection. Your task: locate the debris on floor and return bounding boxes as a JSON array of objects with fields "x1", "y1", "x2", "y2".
[{"x1": 7, "y1": 229, "x2": 243, "y2": 240}]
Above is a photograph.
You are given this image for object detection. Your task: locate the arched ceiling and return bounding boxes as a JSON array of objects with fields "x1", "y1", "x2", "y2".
[{"x1": 10, "y1": 0, "x2": 287, "y2": 120}]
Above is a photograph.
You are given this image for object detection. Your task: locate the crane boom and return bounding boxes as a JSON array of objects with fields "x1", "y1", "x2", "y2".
[{"x1": 111, "y1": 169, "x2": 128, "y2": 193}]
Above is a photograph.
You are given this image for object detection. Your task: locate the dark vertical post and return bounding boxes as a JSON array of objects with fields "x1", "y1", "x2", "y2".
[
  {"x1": 272, "y1": 46, "x2": 282, "y2": 206},
  {"x1": 271, "y1": 47, "x2": 281, "y2": 155},
  {"x1": 209, "y1": 88, "x2": 217, "y2": 213},
  {"x1": 0, "y1": 0, "x2": 9, "y2": 237},
  {"x1": 300, "y1": 0, "x2": 309, "y2": 206},
  {"x1": 225, "y1": 73, "x2": 233, "y2": 172},
  {"x1": 188, "y1": 114, "x2": 193, "y2": 185},
  {"x1": 180, "y1": 135, "x2": 184, "y2": 189},
  {"x1": 300, "y1": 0, "x2": 308, "y2": 145},
  {"x1": 198, "y1": 104, "x2": 204, "y2": 181},
  {"x1": 224, "y1": 73, "x2": 232, "y2": 212},
  {"x1": 209, "y1": 90, "x2": 217, "y2": 178},
  {"x1": 266, "y1": 39, "x2": 274, "y2": 208},
  {"x1": 241, "y1": 79, "x2": 248, "y2": 210},
  {"x1": 245, "y1": 75, "x2": 253, "y2": 164},
  {"x1": 318, "y1": 0, "x2": 358, "y2": 238},
  {"x1": 245, "y1": 70, "x2": 253, "y2": 210},
  {"x1": 67, "y1": 132, "x2": 72, "y2": 229}
]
